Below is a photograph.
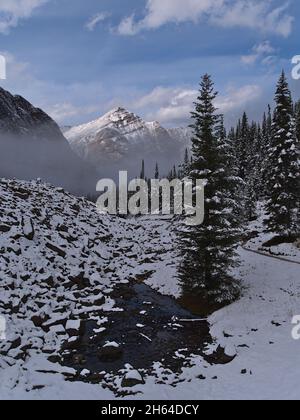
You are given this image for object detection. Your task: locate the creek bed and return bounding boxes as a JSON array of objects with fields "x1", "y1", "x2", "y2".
[{"x1": 61, "y1": 283, "x2": 211, "y2": 376}]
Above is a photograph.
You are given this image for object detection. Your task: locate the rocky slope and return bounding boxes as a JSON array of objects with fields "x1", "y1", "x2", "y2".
[
  {"x1": 65, "y1": 108, "x2": 191, "y2": 178},
  {"x1": 0, "y1": 87, "x2": 65, "y2": 141},
  {"x1": 0, "y1": 178, "x2": 210, "y2": 397},
  {"x1": 0, "y1": 88, "x2": 97, "y2": 195}
]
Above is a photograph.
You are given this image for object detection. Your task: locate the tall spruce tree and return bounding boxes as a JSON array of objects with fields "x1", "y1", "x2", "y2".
[
  {"x1": 265, "y1": 71, "x2": 300, "y2": 235},
  {"x1": 236, "y1": 112, "x2": 250, "y2": 180},
  {"x1": 178, "y1": 74, "x2": 241, "y2": 305},
  {"x1": 260, "y1": 106, "x2": 274, "y2": 199},
  {"x1": 233, "y1": 114, "x2": 259, "y2": 221},
  {"x1": 261, "y1": 112, "x2": 270, "y2": 193},
  {"x1": 140, "y1": 159, "x2": 145, "y2": 180},
  {"x1": 217, "y1": 117, "x2": 245, "y2": 227},
  {"x1": 244, "y1": 121, "x2": 260, "y2": 219},
  {"x1": 254, "y1": 124, "x2": 265, "y2": 198},
  {"x1": 179, "y1": 148, "x2": 190, "y2": 179},
  {"x1": 295, "y1": 100, "x2": 300, "y2": 144},
  {"x1": 173, "y1": 165, "x2": 177, "y2": 179},
  {"x1": 154, "y1": 163, "x2": 159, "y2": 180}
]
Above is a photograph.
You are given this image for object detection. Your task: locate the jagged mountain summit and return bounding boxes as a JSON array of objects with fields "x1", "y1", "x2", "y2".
[
  {"x1": 0, "y1": 87, "x2": 97, "y2": 195},
  {"x1": 65, "y1": 107, "x2": 191, "y2": 178}
]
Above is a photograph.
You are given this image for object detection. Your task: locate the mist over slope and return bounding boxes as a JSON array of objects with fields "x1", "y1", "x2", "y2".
[{"x1": 0, "y1": 87, "x2": 98, "y2": 195}]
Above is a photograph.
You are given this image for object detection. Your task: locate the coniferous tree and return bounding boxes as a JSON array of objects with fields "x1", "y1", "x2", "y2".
[
  {"x1": 140, "y1": 160, "x2": 145, "y2": 180},
  {"x1": 184, "y1": 147, "x2": 189, "y2": 167},
  {"x1": 215, "y1": 115, "x2": 227, "y2": 143},
  {"x1": 233, "y1": 115, "x2": 259, "y2": 221},
  {"x1": 167, "y1": 168, "x2": 173, "y2": 181},
  {"x1": 265, "y1": 71, "x2": 300, "y2": 236},
  {"x1": 244, "y1": 122, "x2": 259, "y2": 219},
  {"x1": 254, "y1": 124, "x2": 265, "y2": 198},
  {"x1": 154, "y1": 163, "x2": 159, "y2": 180},
  {"x1": 261, "y1": 112, "x2": 270, "y2": 194},
  {"x1": 179, "y1": 148, "x2": 190, "y2": 179},
  {"x1": 217, "y1": 117, "x2": 245, "y2": 227},
  {"x1": 227, "y1": 127, "x2": 239, "y2": 172},
  {"x1": 178, "y1": 74, "x2": 241, "y2": 305},
  {"x1": 236, "y1": 112, "x2": 250, "y2": 180},
  {"x1": 244, "y1": 176, "x2": 258, "y2": 220},
  {"x1": 267, "y1": 104, "x2": 272, "y2": 136},
  {"x1": 295, "y1": 100, "x2": 300, "y2": 144},
  {"x1": 173, "y1": 165, "x2": 177, "y2": 179},
  {"x1": 260, "y1": 106, "x2": 274, "y2": 199}
]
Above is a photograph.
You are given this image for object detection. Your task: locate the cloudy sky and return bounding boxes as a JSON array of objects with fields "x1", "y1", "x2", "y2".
[{"x1": 1, "y1": 0, "x2": 300, "y2": 127}]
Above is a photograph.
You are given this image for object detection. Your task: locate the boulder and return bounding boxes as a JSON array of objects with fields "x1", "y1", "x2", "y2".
[
  {"x1": 97, "y1": 343, "x2": 123, "y2": 362},
  {"x1": 66, "y1": 320, "x2": 83, "y2": 337},
  {"x1": 203, "y1": 345, "x2": 237, "y2": 365},
  {"x1": 121, "y1": 369, "x2": 145, "y2": 388},
  {"x1": 0, "y1": 225, "x2": 11, "y2": 233}
]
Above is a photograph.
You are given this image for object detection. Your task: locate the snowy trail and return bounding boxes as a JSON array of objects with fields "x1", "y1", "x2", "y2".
[{"x1": 242, "y1": 246, "x2": 300, "y2": 265}]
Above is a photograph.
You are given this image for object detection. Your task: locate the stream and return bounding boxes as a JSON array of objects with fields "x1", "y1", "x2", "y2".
[{"x1": 61, "y1": 282, "x2": 211, "y2": 377}]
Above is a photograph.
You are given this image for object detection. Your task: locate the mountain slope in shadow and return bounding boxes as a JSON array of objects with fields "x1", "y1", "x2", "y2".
[{"x1": 0, "y1": 87, "x2": 98, "y2": 196}]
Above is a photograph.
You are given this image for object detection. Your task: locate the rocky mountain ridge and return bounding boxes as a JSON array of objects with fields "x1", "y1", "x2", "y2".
[{"x1": 65, "y1": 108, "x2": 191, "y2": 178}]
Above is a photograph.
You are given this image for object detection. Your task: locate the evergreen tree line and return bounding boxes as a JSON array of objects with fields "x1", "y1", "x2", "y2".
[
  {"x1": 138, "y1": 159, "x2": 180, "y2": 182},
  {"x1": 178, "y1": 71, "x2": 300, "y2": 309}
]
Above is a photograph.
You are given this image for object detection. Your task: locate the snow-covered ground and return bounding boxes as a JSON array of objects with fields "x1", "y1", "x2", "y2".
[
  {"x1": 246, "y1": 232, "x2": 300, "y2": 264},
  {"x1": 139, "y1": 245, "x2": 300, "y2": 400},
  {"x1": 245, "y1": 205, "x2": 300, "y2": 264},
  {"x1": 2, "y1": 246, "x2": 299, "y2": 400},
  {"x1": 1, "y1": 180, "x2": 299, "y2": 400}
]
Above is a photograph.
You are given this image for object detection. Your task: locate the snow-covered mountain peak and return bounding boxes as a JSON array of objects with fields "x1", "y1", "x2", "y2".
[
  {"x1": 64, "y1": 107, "x2": 191, "y2": 177},
  {"x1": 65, "y1": 107, "x2": 147, "y2": 142},
  {"x1": 146, "y1": 120, "x2": 162, "y2": 130},
  {"x1": 103, "y1": 106, "x2": 138, "y2": 121}
]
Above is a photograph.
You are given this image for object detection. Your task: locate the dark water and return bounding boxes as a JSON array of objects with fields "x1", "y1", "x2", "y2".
[{"x1": 61, "y1": 283, "x2": 211, "y2": 375}]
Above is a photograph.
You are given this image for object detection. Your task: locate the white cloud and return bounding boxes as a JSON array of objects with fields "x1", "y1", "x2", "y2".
[
  {"x1": 135, "y1": 86, "x2": 196, "y2": 109},
  {"x1": 118, "y1": 0, "x2": 221, "y2": 35},
  {"x1": 240, "y1": 54, "x2": 258, "y2": 65},
  {"x1": 212, "y1": 1, "x2": 293, "y2": 37},
  {"x1": 0, "y1": 0, "x2": 47, "y2": 34},
  {"x1": 85, "y1": 12, "x2": 110, "y2": 32},
  {"x1": 215, "y1": 84, "x2": 262, "y2": 113},
  {"x1": 117, "y1": 0, "x2": 293, "y2": 37},
  {"x1": 134, "y1": 84, "x2": 262, "y2": 125},
  {"x1": 241, "y1": 40, "x2": 276, "y2": 65},
  {"x1": 117, "y1": 15, "x2": 137, "y2": 36},
  {"x1": 137, "y1": 87, "x2": 197, "y2": 125},
  {"x1": 254, "y1": 40, "x2": 275, "y2": 55},
  {"x1": 47, "y1": 103, "x2": 100, "y2": 123}
]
